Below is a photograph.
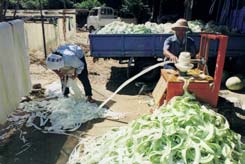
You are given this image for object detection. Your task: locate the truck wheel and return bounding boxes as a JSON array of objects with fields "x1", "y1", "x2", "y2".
[
  {"x1": 89, "y1": 26, "x2": 95, "y2": 33},
  {"x1": 127, "y1": 57, "x2": 135, "y2": 78},
  {"x1": 127, "y1": 66, "x2": 135, "y2": 78}
]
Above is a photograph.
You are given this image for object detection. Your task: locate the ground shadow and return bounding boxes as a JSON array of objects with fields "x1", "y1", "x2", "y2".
[
  {"x1": 105, "y1": 67, "x2": 138, "y2": 95},
  {"x1": 217, "y1": 97, "x2": 245, "y2": 136},
  {"x1": 0, "y1": 126, "x2": 67, "y2": 164},
  {"x1": 93, "y1": 99, "x2": 116, "y2": 109},
  {"x1": 0, "y1": 99, "x2": 116, "y2": 164},
  {"x1": 78, "y1": 118, "x2": 106, "y2": 133},
  {"x1": 106, "y1": 66, "x2": 158, "y2": 95}
]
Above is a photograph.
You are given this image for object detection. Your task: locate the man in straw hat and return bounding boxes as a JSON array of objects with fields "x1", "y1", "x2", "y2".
[
  {"x1": 46, "y1": 44, "x2": 95, "y2": 103},
  {"x1": 163, "y1": 18, "x2": 198, "y2": 69}
]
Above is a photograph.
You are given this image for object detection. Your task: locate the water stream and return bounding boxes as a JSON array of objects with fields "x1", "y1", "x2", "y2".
[{"x1": 99, "y1": 61, "x2": 174, "y2": 109}]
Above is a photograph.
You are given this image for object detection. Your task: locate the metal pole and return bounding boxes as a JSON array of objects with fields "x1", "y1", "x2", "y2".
[{"x1": 39, "y1": 0, "x2": 47, "y2": 58}]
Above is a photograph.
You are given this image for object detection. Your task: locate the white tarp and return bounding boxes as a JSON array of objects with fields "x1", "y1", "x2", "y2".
[
  {"x1": 9, "y1": 20, "x2": 31, "y2": 97},
  {"x1": 0, "y1": 20, "x2": 31, "y2": 124}
]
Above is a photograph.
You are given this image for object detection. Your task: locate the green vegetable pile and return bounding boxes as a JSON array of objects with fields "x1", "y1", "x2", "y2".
[
  {"x1": 70, "y1": 92, "x2": 245, "y2": 164},
  {"x1": 188, "y1": 20, "x2": 205, "y2": 33},
  {"x1": 96, "y1": 21, "x2": 164, "y2": 34},
  {"x1": 96, "y1": 20, "x2": 236, "y2": 35}
]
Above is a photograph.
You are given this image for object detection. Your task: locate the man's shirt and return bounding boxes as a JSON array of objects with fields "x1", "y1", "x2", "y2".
[
  {"x1": 163, "y1": 34, "x2": 197, "y2": 58},
  {"x1": 56, "y1": 44, "x2": 84, "y2": 74}
]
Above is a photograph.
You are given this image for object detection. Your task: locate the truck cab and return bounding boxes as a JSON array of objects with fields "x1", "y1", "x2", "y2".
[{"x1": 86, "y1": 6, "x2": 118, "y2": 32}]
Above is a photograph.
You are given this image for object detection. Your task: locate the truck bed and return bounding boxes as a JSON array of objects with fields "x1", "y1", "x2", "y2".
[{"x1": 89, "y1": 33, "x2": 245, "y2": 58}]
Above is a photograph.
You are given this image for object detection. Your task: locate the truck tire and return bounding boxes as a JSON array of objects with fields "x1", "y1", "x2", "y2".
[
  {"x1": 127, "y1": 57, "x2": 135, "y2": 78},
  {"x1": 89, "y1": 26, "x2": 95, "y2": 33}
]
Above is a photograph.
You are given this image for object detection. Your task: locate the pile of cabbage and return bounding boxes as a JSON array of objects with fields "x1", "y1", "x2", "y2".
[
  {"x1": 96, "y1": 20, "x2": 234, "y2": 34},
  {"x1": 68, "y1": 92, "x2": 244, "y2": 164},
  {"x1": 188, "y1": 20, "x2": 234, "y2": 34},
  {"x1": 96, "y1": 21, "x2": 174, "y2": 34}
]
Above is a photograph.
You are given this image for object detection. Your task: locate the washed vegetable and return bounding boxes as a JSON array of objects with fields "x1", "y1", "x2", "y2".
[
  {"x1": 68, "y1": 91, "x2": 245, "y2": 164},
  {"x1": 226, "y1": 76, "x2": 244, "y2": 91}
]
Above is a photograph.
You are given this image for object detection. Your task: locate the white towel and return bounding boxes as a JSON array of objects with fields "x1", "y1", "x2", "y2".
[
  {"x1": 0, "y1": 22, "x2": 17, "y2": 123},
  {"x1": 9, "y1": 19, "x2": 31, "y2": 97},
  {"x1": 0, "y1": 20, "x2": 31, "y2": 124}
]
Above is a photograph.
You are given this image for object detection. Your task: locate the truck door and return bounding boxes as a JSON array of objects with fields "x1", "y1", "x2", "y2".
[{"x1": 87, "y1": 8, "x2": 99, "y2": 30}]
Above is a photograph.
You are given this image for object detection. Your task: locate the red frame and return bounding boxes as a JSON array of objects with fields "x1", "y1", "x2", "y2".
[{"x1": 164, "y1": 34, "x2": 228, "y2": 107}]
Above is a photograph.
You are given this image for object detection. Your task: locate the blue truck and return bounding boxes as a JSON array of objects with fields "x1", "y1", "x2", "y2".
[{"x1": 89, "y1": 33, "x2": 245, "y2": 80}]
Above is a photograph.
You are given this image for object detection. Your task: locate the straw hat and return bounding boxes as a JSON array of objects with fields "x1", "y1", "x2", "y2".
[
  {"x1": 46, "y1": 53, "x2": 64, "y2": 70},
  {"x1": 172, "y1": 18, "x2": 189, "y2": 31}
]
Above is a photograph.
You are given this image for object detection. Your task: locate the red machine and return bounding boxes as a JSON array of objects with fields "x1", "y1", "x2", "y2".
[{"x1": 153, "y1": 34, "x2": 228, "y2": 107}]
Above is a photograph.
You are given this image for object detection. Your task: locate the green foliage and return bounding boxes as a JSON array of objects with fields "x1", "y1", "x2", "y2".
[
  {"x1": 120, "y1": 0, "x2": 150, "y2": 23},
  {"x1": 22, "y1": 0, "x2": 45, "y2": 9},
  {"x1": 74, "y1": 0, "x2": 101, "y2": 10},
  {"x1": 8, "y1": 0, "x2": 75, "y2": 9},
  {"x1": 47, "y1": 0, "x2": 74, "y2": 9},
  {"x1": 8, "y1": 0, "x2": 48, "y2": 9},
  {"x1": 121, "y1": 0, "x2": 143, "y2": 15}
]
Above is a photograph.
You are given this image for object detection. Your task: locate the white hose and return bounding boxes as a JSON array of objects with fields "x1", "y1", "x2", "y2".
[{"x1": 99, "y1": 61, "x2": 174, "y2": 109}]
